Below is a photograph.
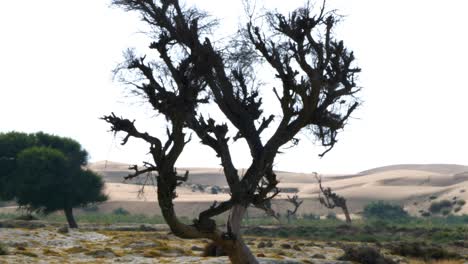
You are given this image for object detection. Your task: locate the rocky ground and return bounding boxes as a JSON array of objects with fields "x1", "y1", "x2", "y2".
[{"x1": 0, "y1": 220, "x2": 466, "y2": 264}]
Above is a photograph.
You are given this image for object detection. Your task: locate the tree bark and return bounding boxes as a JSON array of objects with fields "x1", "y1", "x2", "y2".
[
  {"x1": 224, "y1": 204, "x2": 258, "y2": 264},
  {"x1": 342, "y1": 206, "x2": 352, "y2": 224},
  {"x1": 64, "y1": 206, "x2": 78, "y2": 228}
]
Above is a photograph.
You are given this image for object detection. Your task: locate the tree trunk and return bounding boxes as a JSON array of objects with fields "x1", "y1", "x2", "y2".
[
  {"x1": 64, "y1": 206, "x2": 78, "y2": 228},
  {"x1": 342, "y1": 206, "x2": 352, "y2": 224},
  {"x1": 223, "y1": 204, "x2": 258, "y2": 264}
]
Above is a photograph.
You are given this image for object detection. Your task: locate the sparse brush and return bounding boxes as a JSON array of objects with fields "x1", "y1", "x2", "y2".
[
  {"x1": 389, "y1": 242, "x2": 461, "y2": 261},
  {"x1": 112, "y1": 207, "x2": 130, "y2": 215},
  {"x1": 429, "y1": 200, "x2": 453, "y2": 214},
  {"x1": 0, "y1": 242, "x2": 8, "y2": 255},
  {"x1": 410, "y1": 259, "x2": 465, "y2": 264}
]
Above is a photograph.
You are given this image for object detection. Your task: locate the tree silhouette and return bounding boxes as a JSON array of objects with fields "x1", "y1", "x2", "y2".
[
  {"x1": 286, "y1": 194, "x2": 303, "y2": 224},
  {"x1": 104, "y1": 0, "x2": 361, "y2": 262},
  {"x1": 316, "y1": 173, "x2": 351, "y2": 223}
]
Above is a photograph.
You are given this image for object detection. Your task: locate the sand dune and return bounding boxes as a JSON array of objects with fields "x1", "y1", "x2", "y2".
[
  {"x1": 88, "y1": 161, "x2": 468, "y2": 217},
  {"x1": 4, "y1": 161, "x2": 467, "y2": 217},
  {"x1": 359, "y1": 164, "x2": 468, "y2": 175}
]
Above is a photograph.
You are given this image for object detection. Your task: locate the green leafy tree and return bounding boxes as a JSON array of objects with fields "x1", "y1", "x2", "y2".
[
  {"x1": 0, "y1": 132, "x2": 37, "y2": 199},
  {"x1": 0, "y1": 132, "x2": 107, "y2": 228}
]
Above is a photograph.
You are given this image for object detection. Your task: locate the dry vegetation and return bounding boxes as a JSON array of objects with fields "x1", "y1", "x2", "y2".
[
  {"x1": 1, "y1": 163, "x2": 467, "y2": 263},
  {"x1": 1, "y1": 222, "x2": 465, "y2": 264}
]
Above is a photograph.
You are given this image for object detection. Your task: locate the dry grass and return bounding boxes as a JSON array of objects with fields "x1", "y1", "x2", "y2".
[{"x1": 409, "y1": 260, "x2": 465, "y2": 264}]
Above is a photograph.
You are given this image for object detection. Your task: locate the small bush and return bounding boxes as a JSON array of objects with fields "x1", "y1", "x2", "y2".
[
  {"x1": 14, "y1": 214, "x2": 38, "y2": 221},
  {"x1": 460, "y1": 189, "x2": 466, "y2": 193},
  {"x1": 112, "y1": 207, "x2": 130, "y2": 215},
  {"x1": 278, "y1": 230, "x2": 289, "y2": 237},
  {"x1": 302, "y1": 213, "x2": 320, "y2": 220},
  {"x1": 326, "y1": 212, "x2": 337, "y2": 220},
  {"x1": 0, "y1": 242, "x2": 8, "y2": 255},
  {"x1": 389, "y1": 242, "x2": 460, "y2": 260},
  {"x1": 429, "y1": 200, "x2": 453, "y2": 214},
  {"x1": 446, "y1": 214, "x2": 468, "y2": 224},
  {"x1": 453, "y1": 207, "x2": 462, "y2": 213},
  {"x1": 441, "y1": 208, "x2": 451, "y2": 216},
  {"x1": 421, "y1": 211, "x2": 431, "y2": 217},
  {"x1": 456, "y1": 199, "x2": 465, "y2": 206},
  {"x1": 339, "y1": 245, "x2": 396, "y2": 264},
  {"x1": 429, "y1": 195, "x2": 438, "y2": 200},
  {"x1": 363, "y1": 201, "x2": 409, "y2": 219}
]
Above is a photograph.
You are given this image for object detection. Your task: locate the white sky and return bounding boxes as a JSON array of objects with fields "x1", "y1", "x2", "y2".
[{"x1": 1, "y1": 1, "x2": 468, "y2": 174}]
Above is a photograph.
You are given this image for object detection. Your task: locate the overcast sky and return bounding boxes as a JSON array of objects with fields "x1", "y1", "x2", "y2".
[{"x1": 1, "y1": 1, "x2": 467, "y2": 174}]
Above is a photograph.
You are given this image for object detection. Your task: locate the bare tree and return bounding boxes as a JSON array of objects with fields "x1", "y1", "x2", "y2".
[
  {"x1": 103, "y1": 0, "x2": 361, "y2": 263},
  {"x1": 286, "y1": 194, "x2": 303, "y2": 224},
  {"x1": 316, "y1": 173, "x2": 352, "y2": 223}
]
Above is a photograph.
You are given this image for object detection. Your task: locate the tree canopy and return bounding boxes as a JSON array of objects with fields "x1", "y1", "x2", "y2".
[
  {"x1": 104, "y1": 0, "x2": 361, "y2": 262},
  {"x1": 0, "y1": 131, "x2": 107, "y2": 228}
]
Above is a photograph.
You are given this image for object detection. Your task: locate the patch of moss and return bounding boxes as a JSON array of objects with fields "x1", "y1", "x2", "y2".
[
  {"x1": 16, "y1": 250, "x2": 38, "y2": 258},
  {"x1": 43, "y1": 248, "x2": 62, "y2": 256},
  {"x1": 64, "y1": 246, "x2": 88, "y2": 254},
  {"x1": 85, "y1": 248, "x2": 116, "y2": 258},
  {"x1": 269, "y1": 252, "x2": 285, "y2": 259}
]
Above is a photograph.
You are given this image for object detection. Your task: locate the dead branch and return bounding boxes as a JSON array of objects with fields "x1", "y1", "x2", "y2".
[{"x1": 315, "y1": 173, "x2": 351, "y2": 223}]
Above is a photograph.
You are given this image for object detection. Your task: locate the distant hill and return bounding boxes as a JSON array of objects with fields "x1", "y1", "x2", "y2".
[
  {"x1": 3, "y1": 160, "x2": 466, "y2": 218},
  {"x1": 359, "y1": 164, "x2": 468, "y2": 175},
  {"x1": 88, "y1": 161, "x2": 326, "y2": 186}
]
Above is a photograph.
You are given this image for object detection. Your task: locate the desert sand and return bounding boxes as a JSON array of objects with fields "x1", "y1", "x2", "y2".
[
  {"x1": 79, "y1": 161, "x2": 468, "y2": 218},
  {"x1": 1, "y1": 161, "x2": 466, "y2": 218}
]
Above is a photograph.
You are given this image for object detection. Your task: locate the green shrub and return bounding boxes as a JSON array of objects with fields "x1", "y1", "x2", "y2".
[
  {"x1": 445, "y1": 214, "x2": 468, "y2": 224},
  {"x1": 339, "y1": 245, "x2": 396, "y2": 264},
  {"x1": 326, "y1": 212, "x2": 337, "y2": 220},
  {"x1": 389, "y1": 242, "x2": 460, "y2": 260},
  {"x1": 112, "y1": 207, "x2": 130, "y2": 215},
  {"x1": 441, "y1": 208, "x2": 451, "y2": 216},
  {"x1": 278, "y1": 230, "x2": 289, "y2": 237},
  {"x1": 456, "y1": 199, "x2": 466, "y2": 206},
  {"x1": 421, "y1": 211, "x2": 431, "y2": 217},
  {"x1": 453, "y1": 207, "x2": 462, "y2": 213},
  {"x1": 0, "y1": 242, "x2": 8, "y2": 255},
  {"x1": 429, "y1": 200, "x2": 452, "y2": 214},
  {"x1": 363, "y1": 201, "x2": 408, "y2": 219},
  {"x1": 429, "y1": 195, "x2": 437, "y2": 200},
  {"x1": 302, "y1": 213, "x2": 320, "y2": 220}
]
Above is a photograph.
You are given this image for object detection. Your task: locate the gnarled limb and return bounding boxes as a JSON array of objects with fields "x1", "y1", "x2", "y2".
[
  {"x1": 286, "y1": 194, "x2": 303, "y2": 223},
  {"x1": 107, "y1": 1, "x2": 361, "y2": 263},
  {"x1": 316, "y1": 173, "x2": 351, "y2": 223}
]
